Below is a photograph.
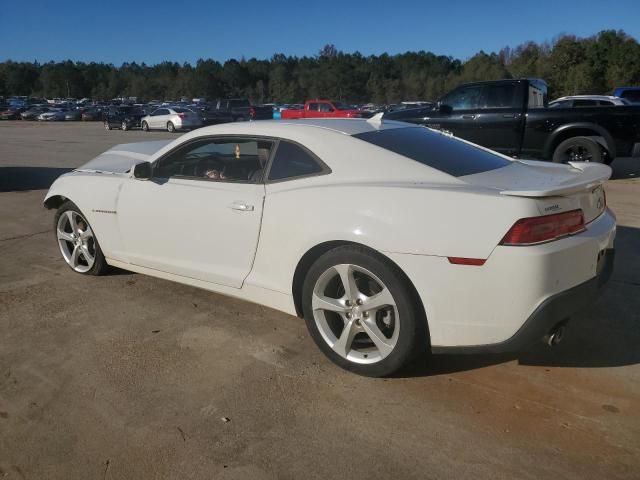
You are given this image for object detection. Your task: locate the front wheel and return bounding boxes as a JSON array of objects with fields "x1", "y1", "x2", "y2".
[
  {"x1": 302, "y1": 245, "x2": 427, "y2": 377},
  {"x1": 121, "y1": 121, "x2": 129, "y2": 131},
  {"x1": 552, "y1": 136, "x2": 603, "y2": 163},
  {"x1": 141, "y1": 121, "x2": 149, "y2": 132},
  {"x1": 167, "y1": 121, "x2": 175, "y2": 132},
  {"x1": 104, "y1": 121, "x2": 111, "y2": 130},
  {"x1": 54, "y1": 201, "x2": 108, "y2": 275}
]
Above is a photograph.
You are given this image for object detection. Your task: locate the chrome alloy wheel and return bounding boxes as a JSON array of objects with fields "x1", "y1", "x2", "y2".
[
  {"x1": 312, "y1": 264, "x2": 399, "y2": 364},
  {"x1": 56, "y1": 211, "x2": 96, "y2": 273}
]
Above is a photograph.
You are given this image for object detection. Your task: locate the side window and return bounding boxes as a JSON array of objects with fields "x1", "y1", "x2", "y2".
[
  {"x1": 441, "y1": 85, "x2": 484, "y2": 110},
  {"x1": 155, "y1": 138, "x2": 273, "y2": 183},
  {"x1": 319, "y1": 103, "x2": 333, "y2": 112},
  {"x1": 484, "y1": 84, "x2": 518, "y2": 108},
  {"x1": 308, "y1": 103, "x2": 319, "y2": 111},
  {"x1": 598, "y1": 100, "x2": 614, "y2": 106},
  {"x1": 268, "y1": 141, "x2": 325, "y2": 181},
  {"x1": 573, "y1": 99, "x2": 597, "y2": 107}
]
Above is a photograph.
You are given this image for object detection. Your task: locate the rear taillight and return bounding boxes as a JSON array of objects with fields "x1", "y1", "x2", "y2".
[
  {"x1": 177, "y1": 113, "x2": 185, "y2": 119},
  {"x1": 500, "y1": 209, "x2": 585, "y2": 246},
  {"x1": 249, "y1": 107, "x2": 256, "y2": 119}
]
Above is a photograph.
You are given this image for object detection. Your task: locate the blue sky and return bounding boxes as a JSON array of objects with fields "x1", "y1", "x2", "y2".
[{"x1": 2, "y1": 0, "x2": 638, "y2": 64}]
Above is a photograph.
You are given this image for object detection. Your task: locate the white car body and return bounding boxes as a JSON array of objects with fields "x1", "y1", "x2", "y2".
[
  {"x1": 44, "y1": 119, "x2": 615, "y2": 370},
  {"x1": 549, "y1": 95, "x2": 630, "y2": 107},
  {"x1": 141, "y1": 107, "x2": 202, "y2": 131}
]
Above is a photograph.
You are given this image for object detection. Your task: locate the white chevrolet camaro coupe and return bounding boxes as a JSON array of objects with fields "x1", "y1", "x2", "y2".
[{"x1": 44, "y1": 118, "x2": 616, "y2": 376}]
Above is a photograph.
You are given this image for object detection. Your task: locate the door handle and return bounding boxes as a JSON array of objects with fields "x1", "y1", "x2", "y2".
[
  {"x1": 230, "y1": 202, "x2": 254, "y2": 212},
  {"x1": 502, "y1": 113, "x2": 516, "y2": 118},
  {"x1": 462, "y1": 114, "x2": 476, "y2": 120}
]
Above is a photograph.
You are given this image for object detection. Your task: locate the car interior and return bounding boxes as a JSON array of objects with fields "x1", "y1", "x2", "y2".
[{"x1": 155, "y1": 139, "x2": 273, "y2": 183}]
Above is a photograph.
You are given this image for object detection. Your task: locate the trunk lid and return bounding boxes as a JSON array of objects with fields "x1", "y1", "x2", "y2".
[{"x1": 462, "y1": 159, "x2": 611, "y2": 223}]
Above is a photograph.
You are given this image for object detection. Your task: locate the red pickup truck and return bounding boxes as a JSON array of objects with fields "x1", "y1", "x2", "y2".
[{"x1": 280, "y1": 100, "x2": 362, "y2": 119}]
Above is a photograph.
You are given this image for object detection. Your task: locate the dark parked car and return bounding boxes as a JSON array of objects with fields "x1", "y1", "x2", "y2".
[
  {"x1": 0, "y1": 106, "x2": 24, "y2": 120},
  {"x1": 613, "y1": 87, "x2": 640, "y2": 104},
  {"x1": 104, "y1": 106, "x2": 145, "y2": 131},
  {"x1": 65, "y1": 109, "x2": 82, "y2": 121},
  {"x1": 385, "y1": 78, "x2": 640, "y2": 163},
  {"x1": 81, "y1": 107, "x2": 105, "y2": 121},
  {"x1": 213, "y1": 98, "x2": 273, "y2": 122}
]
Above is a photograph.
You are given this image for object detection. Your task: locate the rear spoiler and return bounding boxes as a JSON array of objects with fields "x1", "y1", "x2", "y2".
[{"x1": 500, "y1": 161, "x2": 612, "y2": 197}]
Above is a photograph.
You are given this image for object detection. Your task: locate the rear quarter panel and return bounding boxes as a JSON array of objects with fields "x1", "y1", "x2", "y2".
[{"x1": 246, "y1": 178, "x2": 538, "y2": 296}]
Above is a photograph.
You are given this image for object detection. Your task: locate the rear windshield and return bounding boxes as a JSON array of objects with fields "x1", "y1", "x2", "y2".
[{"x1": 353, "y1": 127, "x2": 511, "y2": 177}]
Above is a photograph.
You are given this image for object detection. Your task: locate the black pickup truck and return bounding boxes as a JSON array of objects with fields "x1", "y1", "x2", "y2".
[
  {"x1": 385, "y1": 79, "x2": 640, "y2": 163},
  {"x1": 213, "y1": 98, "x2": 273, "y2": 122}
]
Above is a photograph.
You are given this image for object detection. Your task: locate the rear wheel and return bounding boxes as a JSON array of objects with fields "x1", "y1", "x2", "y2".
[
  {"x1": 121, "y1": 121, "x2": 128, "y2": 131},
  {"x1": 54, "y1": 201, "x2": 108, "y2": 276},
  {"x1": 141, "y1": 121, "x2": 149, "y2": 132},
  {"x1": 302, "y1": 245, "x2": 427, "y2": 377},
  {"x1": 104, "y1": 121, "x2": 111, "y2": 130},
  {"x1": 167, "y1": 121, "x2": 175, "y2": 132},
  {"x1": 552, "y1": 136, "x2": 603, "y2": 164}
]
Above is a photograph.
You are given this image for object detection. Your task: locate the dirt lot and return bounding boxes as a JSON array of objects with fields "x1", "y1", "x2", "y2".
[{"x1": 1, "y1": 122, "x2": 639, "y2": 479}]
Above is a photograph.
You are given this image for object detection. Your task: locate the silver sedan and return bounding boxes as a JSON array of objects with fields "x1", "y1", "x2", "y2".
[{"x1": 141, "y1": 107, "x2": 202, "y2": 132}]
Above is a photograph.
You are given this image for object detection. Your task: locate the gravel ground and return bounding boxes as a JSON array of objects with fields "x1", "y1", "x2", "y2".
[{"x1": 1, "y1": 122, "x2": 639, "y2": 479}]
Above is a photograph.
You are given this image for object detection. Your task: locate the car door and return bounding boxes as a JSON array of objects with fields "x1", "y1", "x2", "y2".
[
  {"x1": 470, "y1": 82, "x2": 525, "y2": 155},
  {"x1": 116, "y1": 136, "x2": 273, "y2": 288},
  {"x1": 423, "y1": 84, "x2": 486, "y2": 144}
]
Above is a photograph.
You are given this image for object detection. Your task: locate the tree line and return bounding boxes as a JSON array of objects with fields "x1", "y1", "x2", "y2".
[{"x1": 1, "y1": 30, "x2": 638, "y2": 104}]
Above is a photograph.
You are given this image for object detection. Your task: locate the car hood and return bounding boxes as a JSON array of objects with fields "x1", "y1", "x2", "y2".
[{"x1": 77, "y1": 140, "x2": 173, "y2": 174}]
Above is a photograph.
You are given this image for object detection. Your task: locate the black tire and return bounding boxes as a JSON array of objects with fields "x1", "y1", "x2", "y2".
[
  {"x1": 552, "y1": 136, "x2": 603, "y2": 164},
  {"x1": 54, "y1": 201, "x2": 109, "y2": 276},
  {"x1": 121, "y1": 121, "x2": 128, "y2": 131},
  {"x1": 141, "y1": 121, "x2": 149, "y2": 132},
  {"x1": 104, "y1": 121, "x2": 112, "y2": 130},
  {"x1": 167, "y1": 121, "x2": 175, "y2": 132},
  {"x1": 302, "y1": 245, "x2": 427, "y2": 377},
  {"x1": 234, "y1": 116, "x2": 246, "y2": 122}
]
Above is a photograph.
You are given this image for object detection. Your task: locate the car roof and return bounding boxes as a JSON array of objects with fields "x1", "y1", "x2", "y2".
[{"x1": 192, "y1": 118, "x2": 411, "y2": 137}]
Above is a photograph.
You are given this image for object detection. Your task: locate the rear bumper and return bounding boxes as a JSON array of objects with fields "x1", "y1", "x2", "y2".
[{"x1": 431, "y1": 249, "x2": 614, "y2": 354}]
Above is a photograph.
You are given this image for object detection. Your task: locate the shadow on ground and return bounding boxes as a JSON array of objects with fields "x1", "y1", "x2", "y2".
[
  {"x1": 0, "y1": 167, "x2": 73, "y2": 192},
  {"x1": 401, "y1": 225, "x2": 640, "y2": 377}
]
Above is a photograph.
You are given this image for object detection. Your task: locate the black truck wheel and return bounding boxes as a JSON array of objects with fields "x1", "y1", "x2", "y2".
[{"x1": 552, "y1": 136, "x2": 603, "y2": 164}]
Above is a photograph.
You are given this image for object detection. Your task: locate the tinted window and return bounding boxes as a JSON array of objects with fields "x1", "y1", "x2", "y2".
[
  {"x1": 485, "y1": 84, "x2": 518, "y2": 108},
  {"x1": 156, "y1": 138, "x2": 273, "y2": 183},
  {"x1": 268, "y1": 141, "x2": 323, "y2": 181},
  {"x1": 620, "y1": 90, "x2": 640, "y2": 102},
  {"x1": 229, "y1": 99, "x2": 250, "y2": 108},
  {"x1": 308, "y1": 103, "x2": 319, "y2": 111},
  {"x1": 440, "y1": 85, "x2": 484, "y2": 110},
  {"x1": 319, "y1": 103, "x2": 333, "y2": 112},
  {"x1": 354, "y1": 127, "x2": 511, "y2": 177},
  {"x1": 549, "y1": 100, "x2": 570, "y2": 108},
  {"x1": 573, "y1": 99, "x2": 597, "y2": 107}
]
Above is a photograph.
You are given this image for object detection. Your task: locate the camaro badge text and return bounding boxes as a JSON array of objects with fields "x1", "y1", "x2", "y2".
[{"x1": 92, "y1": 209, "x2": 117, "y2": 214}]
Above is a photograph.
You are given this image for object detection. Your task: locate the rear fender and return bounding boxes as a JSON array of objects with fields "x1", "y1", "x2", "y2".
[{"x1": 544, "y1": 123, "x2": 616, "y2": 159}]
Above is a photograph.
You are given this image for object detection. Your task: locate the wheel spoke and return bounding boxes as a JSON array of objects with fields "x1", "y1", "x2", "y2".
[
  {"x1": 334, "y1": 264, "x2": 359, "y2": 300},
  {"x1": 70, "y1": 245, "x2": 81, "y2": 267},
  {"x1": 57, "y1": 229, "x2": 73, "y2": 242},
  {"x1": 81, "y1": 245, "x2": 94, "y2": 263},
  {"x1": 333, "y1": 318, "x2": 358, "y2": 356},
  {"x1": 312, "y1": 293, "x2": 347, "y2": 313},
  {"x1": 79, "y1": 225, "x2": 93, "y2": 240},
  {"x1": 361, "y1": 318, "x2": 394, "y2": 357},
  {"x1": 362, "y1": 288, "x2": 394, "y2": 312}
]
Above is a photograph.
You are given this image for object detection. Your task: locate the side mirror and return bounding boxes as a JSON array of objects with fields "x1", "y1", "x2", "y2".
[
  {"x1": 438, "y1": 103, "x2": 453, "y2": 115},
  {"x1": 132, "y1": 161, "x2": 152, "y2": 180}
]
